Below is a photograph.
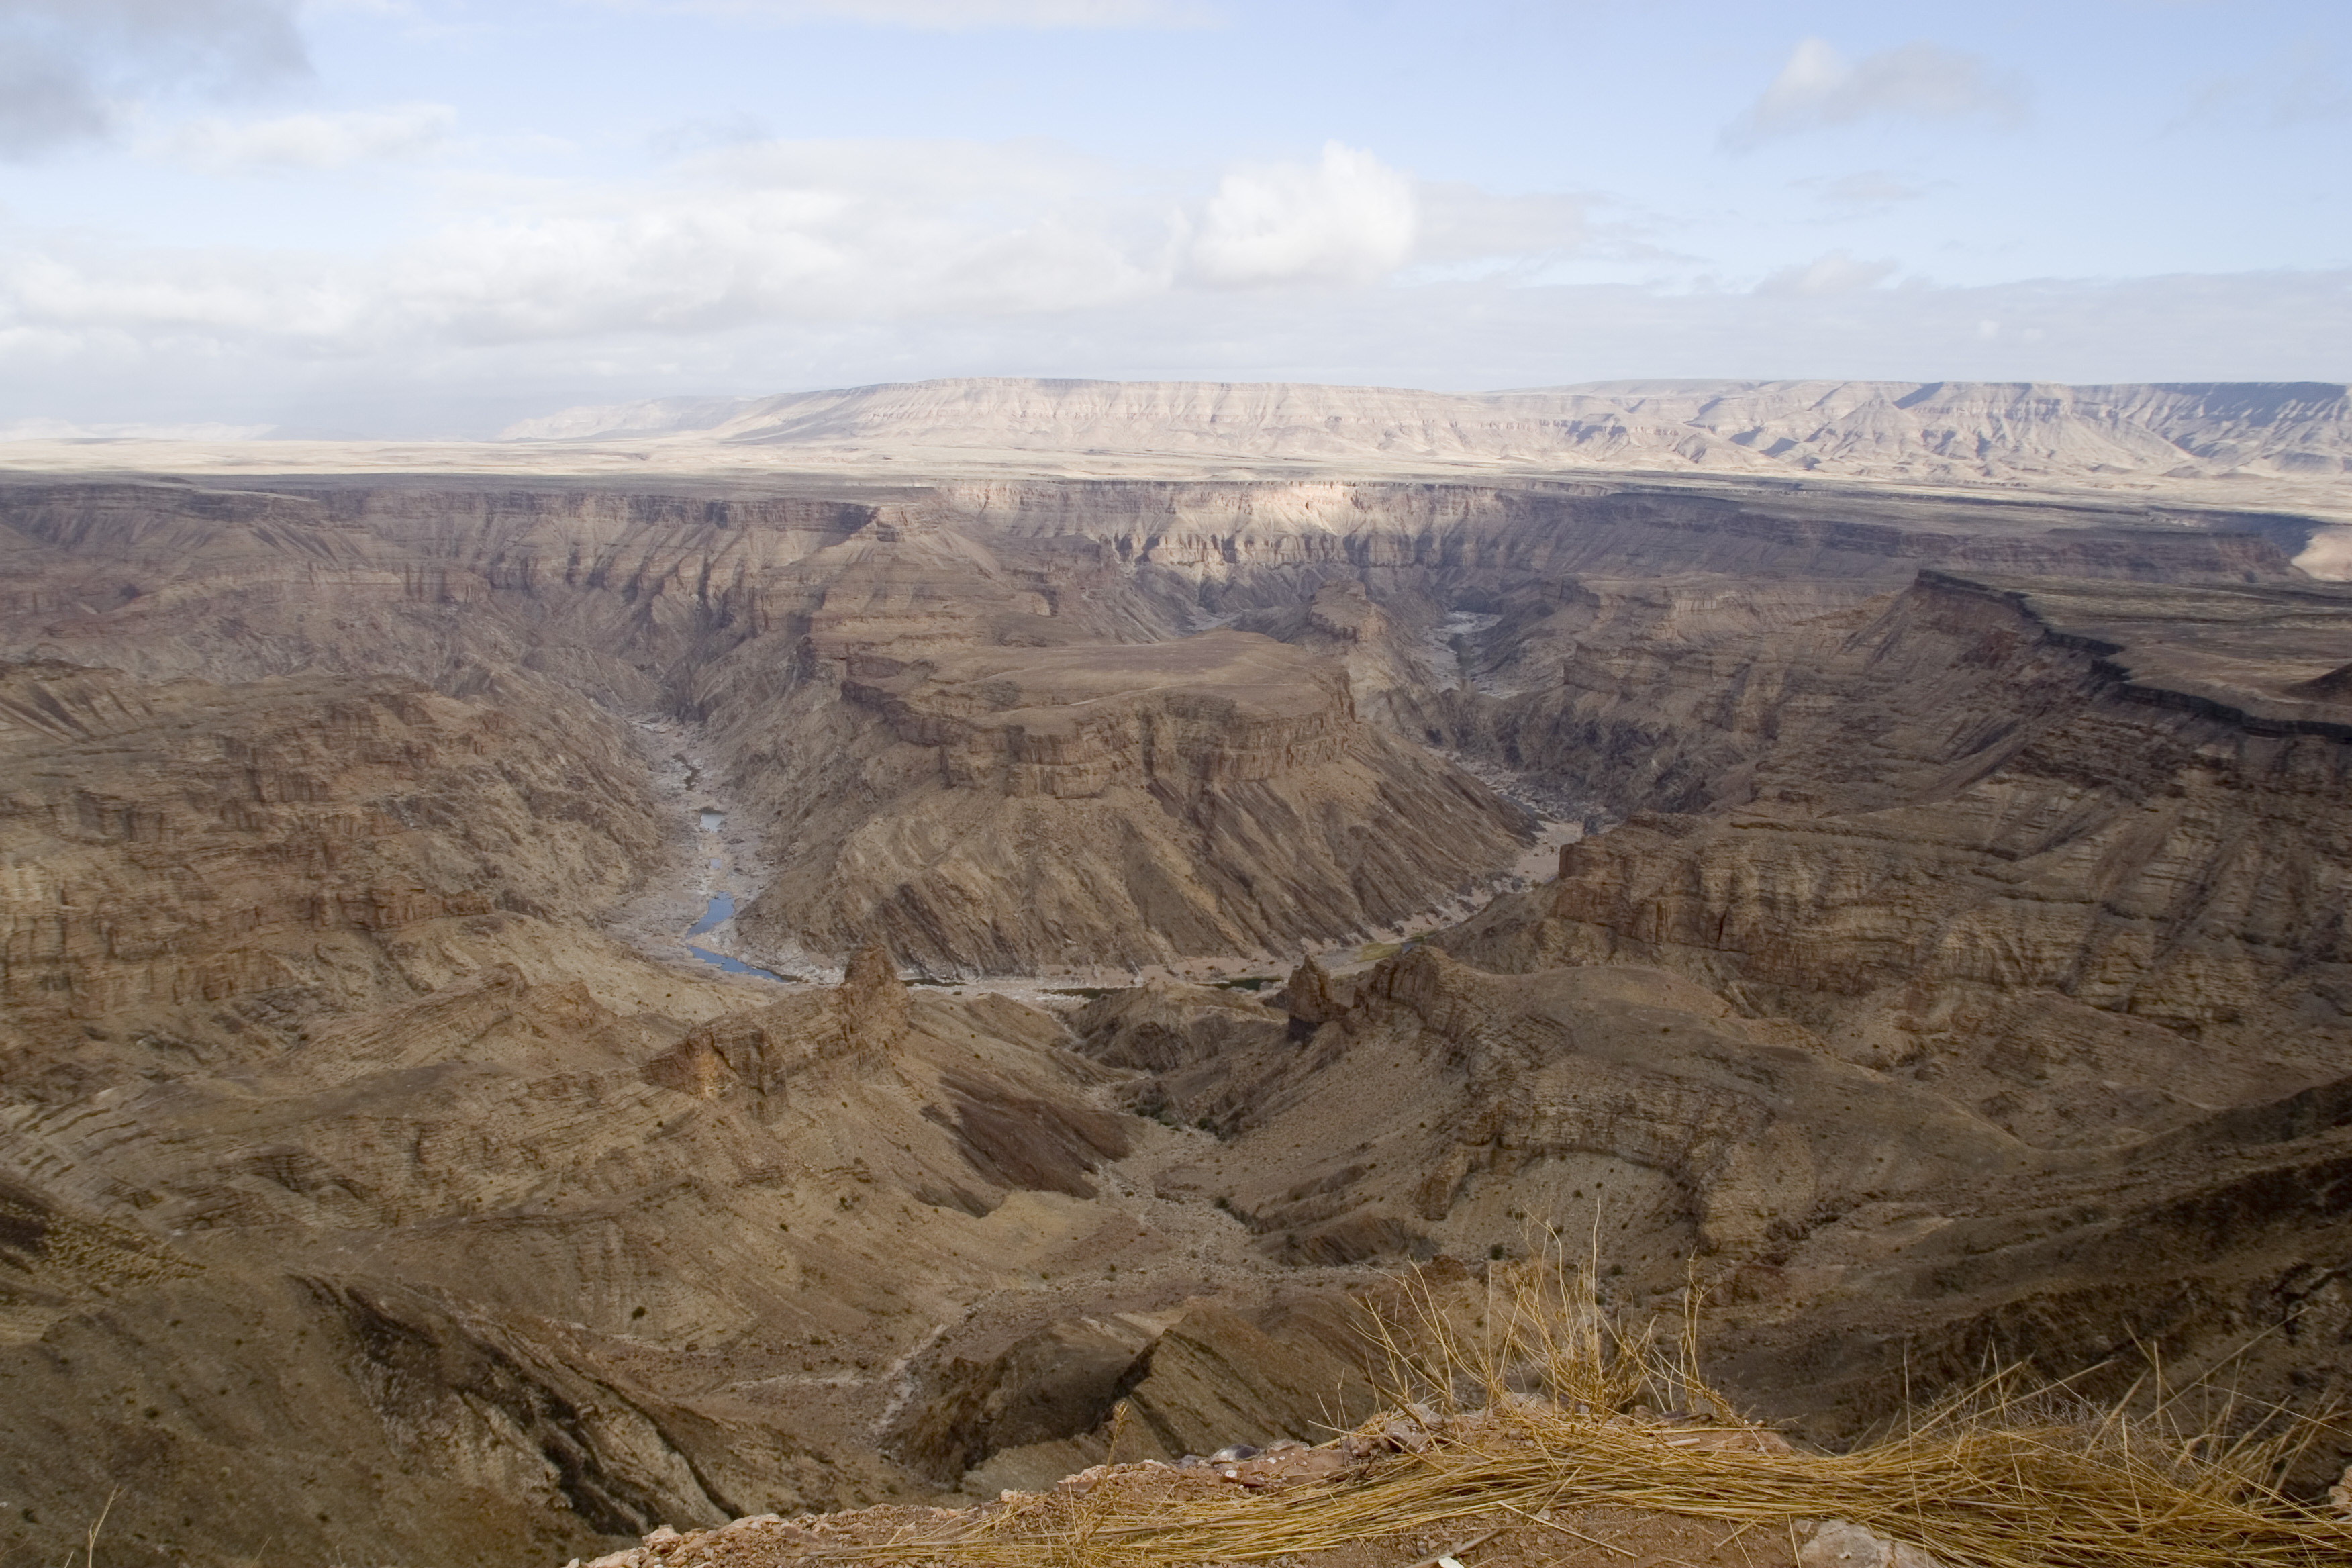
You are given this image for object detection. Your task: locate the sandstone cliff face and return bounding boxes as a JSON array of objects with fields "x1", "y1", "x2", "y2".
[
  {"x1": 0, "y1": 479, "x2": 879, "y2": 711},
  {"x1": 933, "y1": 476, "x2": 2304, "y2": 590},
  {"x1": 837, "y1": 632, "x2": 1358, "y2": 796},
  {"x1": 0, "y1": 473, "x2": 2294, "y2": 722},
  {"x1": 1224, "y1": 578, "x2": 1449, "y2": 733}
]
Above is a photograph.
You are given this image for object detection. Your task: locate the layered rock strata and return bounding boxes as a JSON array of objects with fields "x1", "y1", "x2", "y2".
[
  {"x1": 3, "y1": 464, "x2": 2351, "y2": 1563},
  {"x1": 1440, "y1": 570, "x2": 2352, "y2": 1146},
  {"x1": 726, "y1": 626, "x2": 1532, "y2": 972},
  {"x1": 0, "y1": 659, "x2": 662, "y2": 1047},
  {"x1": 505, "y1": 377, "x2": 2352, "y2": 492},
  {"x1": 0, "y1": 946, "x2": 1185, "y2": 1567}
]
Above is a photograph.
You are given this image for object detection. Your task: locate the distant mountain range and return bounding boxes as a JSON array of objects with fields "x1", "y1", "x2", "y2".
[{"x1": 501, "y1": 377, "x2": 2352, "y2": 487}]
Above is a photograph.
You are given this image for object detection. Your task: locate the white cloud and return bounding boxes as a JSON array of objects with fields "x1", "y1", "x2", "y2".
[
  {"x1": 0, "y1": 0, "x2": 307, "y2": 157},
  {"x1": 2174, "y1": 51, "x2": 2352, "y2": 128},
  {"x1": 1187, "y1": 142, "x2": 1416, "y2": 287},
  {"x1": 0, "y1": 416, "x2": 273, "y2": 440},
  {"x1": 0, "y1": 139, "x2": 1446, "y2": 353},
  {"x1": 4, "y1": 266, "x2": 2347, "y2": 438},
  {"x1": 1413, "y1": 184, "x2": 1587, "y2": 266},
  {"x1": 151, "y1": 102, "x2": 456, "y2": 170},
  {"x1": 0, "y1": 126, "x2": 2341, "y2": 436},
  {"x1": 1724, "y1": 38, "x2": 2025, "y2": 147},
  {"x1": 1755, "y1": 251, "x2": 1900, "y2": 296},
  {"x1": 599, "y1": 0, "x2": 1211, "y2": 27},
  {"x1": 1802, "y1": 170, "x2": 1929, "y2": 211}
]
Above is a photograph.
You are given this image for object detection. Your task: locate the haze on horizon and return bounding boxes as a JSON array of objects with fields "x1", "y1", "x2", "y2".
[{"x1": 0, "y1": 0, "x2": 2347, "y2": 439}]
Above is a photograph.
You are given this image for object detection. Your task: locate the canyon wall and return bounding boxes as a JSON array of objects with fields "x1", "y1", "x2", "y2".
[{"x1": 2, "y1": 464, "x2": 2351, "y2": 1564}]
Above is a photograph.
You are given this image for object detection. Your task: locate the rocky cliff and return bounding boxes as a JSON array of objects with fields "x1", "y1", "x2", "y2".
[
  {"x1": 724, "y1": 623, "x2": 1530, "y2": 973},
  {"x1": 3, "y1": 462, "x2": 2352, "y2": 1565},
  {"x1": 0, "y1": 479, "x2": 1551, "y2": 973},
  {"x1": 1440, "y1": 569, "x2": 2352, "y2": 1150},
  {"x1": 0, "y1": 933, "x2": 1193, "y2": 1567},
  {"x1": 505, "y1": 377, "x2": 2352, "y2": 489},
  {"x1": 0, "y1": 659, "x2": 663, "y2": 1042}
]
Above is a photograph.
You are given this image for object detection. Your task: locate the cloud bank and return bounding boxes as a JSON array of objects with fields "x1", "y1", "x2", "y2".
[
  {"x1": 1755, "y1": 252, "x2": 1901, "y2": 297},
  {"x1": 0, "y1": 0, "x2": 307, "y2": 157},
  {"x1": 1725, "y1": 38, "x2": 2026, "y2": 147},
  {"x1": 149, "y1": 102, "x2": 456, "y2": 171},
  {"x1": 1188, "y1": 142, "x2": 1417, "y2": 287},
  {"x1": 0, "y1": 140, "x2": 1498, "y2": 353},
  {"x1": 602, "y1": 0, "x2": 1211, "y2": 28},
  {"x1": 0, "y1": 119, "x2": 2334, "y2": 434}
]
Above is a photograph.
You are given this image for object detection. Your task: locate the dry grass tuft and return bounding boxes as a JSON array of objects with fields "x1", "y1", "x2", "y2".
[{"x1": 822, "y1": 1255, "x2": 2352, "y2": 1568}]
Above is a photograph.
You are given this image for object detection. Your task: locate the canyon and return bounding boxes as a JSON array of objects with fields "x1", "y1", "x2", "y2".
[{"x1": 1, "y1": 381, "x2": 2351, "y2": 1567}]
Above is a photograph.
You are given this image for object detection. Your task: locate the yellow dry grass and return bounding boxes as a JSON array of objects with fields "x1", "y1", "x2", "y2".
[{"x1": 826, "y1": 1257, "x2": 2352, "y2": 1568}]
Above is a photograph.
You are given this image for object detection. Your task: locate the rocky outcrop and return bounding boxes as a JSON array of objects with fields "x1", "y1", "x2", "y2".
[
  {"x1": 1071, "y1": 979, "x2": 1289, "y2": 1075},
  {"x1": 1136, "y1": 948, "x2": 2025, "y2": 1264},
  {"x1": 1069, "y1": 979, "x2": 1294, "y2": 1136},
  {"x1": 1226, "y1": 578, "x2": 1448, "y2": 732},
  {"x1": 1116, "y1": 1298, "x2": 1379, "y2": 1460},
  {"x1": 832, "y1": 941, "x2": 910, "y2": 1055},
  {"x1": 1092, "y1": 932, "x2": 2352, "y2": 1483},
  {"x1": 887, "y1": 1316, "x2": 1155, "y2": 1481},
  {"x1": 836, "y1": 632, "x2": 1358, "y2": 795},
  {"x1": 309, "y1": 1277, "x2": 744, "y2": 1536},
  {"x1": 883, "y1": 1292, "x2": 1381, "y2": 1483},
  {"x1": 0, "y1": 945, "x2": 1159, "y2": 1564},
  {"x1": 1281, "y1": 954, "x2": 1342, "y2": 1030}
]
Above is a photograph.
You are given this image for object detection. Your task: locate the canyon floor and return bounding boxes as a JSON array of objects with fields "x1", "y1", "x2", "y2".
[{"x1": 2, "y1": 425, "x2": 2351, "y2": 1567}]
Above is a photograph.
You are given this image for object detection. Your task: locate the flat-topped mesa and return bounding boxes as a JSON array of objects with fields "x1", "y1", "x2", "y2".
[
  {"x1": 840, "y1": 630, "x2": 1357, "y2": 799},
  {"x1": 505, "y1": 377, "x2": 2352, "y2": 493}
]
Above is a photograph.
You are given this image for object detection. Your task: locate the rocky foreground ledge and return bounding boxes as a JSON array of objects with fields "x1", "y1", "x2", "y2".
[{"x1": 559, "y1": 1395, "x2": 2352, "y2": 1568}]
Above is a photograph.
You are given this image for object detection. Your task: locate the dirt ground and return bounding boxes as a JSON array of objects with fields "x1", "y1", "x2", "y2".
[{"x1": 577, "y1": 1461, "x2": 1834, "y2": 1568}]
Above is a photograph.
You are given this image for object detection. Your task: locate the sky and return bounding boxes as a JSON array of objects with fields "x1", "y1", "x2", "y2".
[{"x1": 0, "y1": 0, "x2": 2347, "y2": 437}]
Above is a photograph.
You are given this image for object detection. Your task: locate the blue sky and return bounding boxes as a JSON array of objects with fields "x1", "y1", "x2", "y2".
[{"x1": 0, "y1": 0, "x2": 2347, "y2": 436}]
